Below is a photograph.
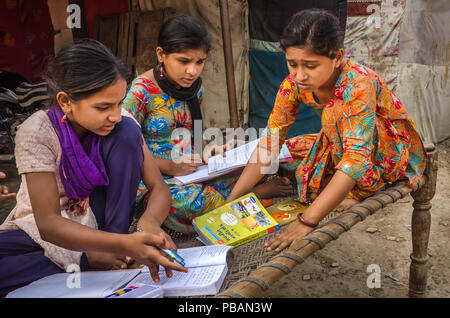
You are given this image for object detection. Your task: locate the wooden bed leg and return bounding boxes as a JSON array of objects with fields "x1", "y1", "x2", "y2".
[{"x1": 409, "y1": 144, "x2": 438, "y2": 298}]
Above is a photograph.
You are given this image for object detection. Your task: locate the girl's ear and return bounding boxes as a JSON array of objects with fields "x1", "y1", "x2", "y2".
[
  {"x1": 156, "y1": 46, "x2": 165, "y2": 64},
  {"x1": 334, "y1": 48, "x2": 345, "y2": 68},
  {"x1": 55, "y1": 92, "x2": 72, "y2": 115}
]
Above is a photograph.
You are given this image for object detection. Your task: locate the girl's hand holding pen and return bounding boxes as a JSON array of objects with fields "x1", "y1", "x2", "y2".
[{"x1": 125, "y1": 231, "x2": 188, "y2": 282}]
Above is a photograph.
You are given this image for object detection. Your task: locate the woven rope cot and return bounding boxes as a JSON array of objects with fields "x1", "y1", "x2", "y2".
[
  {"x1": 215, "y1": 143, "x2": 438, "y2": 298},
  {"x1": 134, "y1": 144, "x2": 437, "y2": 298}
]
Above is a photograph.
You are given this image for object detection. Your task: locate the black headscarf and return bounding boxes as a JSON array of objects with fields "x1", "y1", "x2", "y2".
[{"x1": 153, "y1": 63, "x2": 203, "y2": 123}]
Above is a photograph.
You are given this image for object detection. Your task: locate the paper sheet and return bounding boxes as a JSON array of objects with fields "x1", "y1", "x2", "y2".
[
  {"x1": 128, "y1": 265, "x2": 227, "y2": 297},
  {"x1": 208, "y1": 139, "x2": 259, "y2": 173},
  {"x1": 175, "y1": 139, "x2": 292, "y2": 185},
  {"x1": 127, "y1": 245, "x2": 232, "y2": 296},
  {"x1": 7, "y1": 269, "x2": 142, "y2": 298},
  {"x1": 173, "y1": 165, "x2": 211, "y2": 185},
  {"x1": 177, "y1": 245, "x2": 233, "y2": 267}
]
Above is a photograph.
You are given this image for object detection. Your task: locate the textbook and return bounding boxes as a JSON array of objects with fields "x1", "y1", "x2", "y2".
[
  {"x1": 207, "y1": 138, "x2": 292, "y2": 175},
  {"x1": 193, "y1": 193, "x2": 279, "y2": 247},
  {"x1": 174, "y1": 139, "x2": 292, "y2": 185},
  {"x1": 7, "y1": 245, "x2": 233, "y2": 298},
  {"x1": 266, "y1": 199, "x2": 308, "y2": 226},
  {"x1": 173, "y1": 164, "x2": 220, "y2": 185}
]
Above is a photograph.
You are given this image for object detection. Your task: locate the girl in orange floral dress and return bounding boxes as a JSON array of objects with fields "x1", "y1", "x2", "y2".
[{"x1": 226, "y1": 9, "x2": 426, "y2": 252}]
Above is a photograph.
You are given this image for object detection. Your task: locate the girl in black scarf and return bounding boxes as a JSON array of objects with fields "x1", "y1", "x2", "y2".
[{"x1": 123, "y1": 15, "x2": 293, "y2": 234}]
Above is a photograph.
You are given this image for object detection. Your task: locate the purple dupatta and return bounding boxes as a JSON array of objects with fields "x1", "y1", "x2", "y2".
[{"x1": 47, "y1": 104, "x2": 109, "y2": 214}]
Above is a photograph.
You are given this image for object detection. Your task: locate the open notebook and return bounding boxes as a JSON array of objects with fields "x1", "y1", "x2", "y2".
[
  {"x1": 7, "y1": 245, "x2": 233, "y2": 298},
  {"x1": 174, "y1": 138, "x2": 292, "y2": 185}
]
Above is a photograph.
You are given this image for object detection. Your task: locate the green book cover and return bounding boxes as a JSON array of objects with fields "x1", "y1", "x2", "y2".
[{"x1": 193, "y1": 193, "x2": 280, "y2": 247}]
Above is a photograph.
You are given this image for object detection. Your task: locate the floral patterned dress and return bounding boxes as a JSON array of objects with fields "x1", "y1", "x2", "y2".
[
  {"x1": 122, "y1": 75, "x2": 235, "y2": 233},
  {"x1": 263, "y1": 59, "x2": 426, "y2": 202}
]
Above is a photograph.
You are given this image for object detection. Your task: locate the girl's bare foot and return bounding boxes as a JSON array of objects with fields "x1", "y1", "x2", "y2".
[
  {"x1": 334, "y1": 198, "x2": 359, "y2": 212},
  {"x1": 252, "y1": 177, "x2": 294, "y2": 200}
]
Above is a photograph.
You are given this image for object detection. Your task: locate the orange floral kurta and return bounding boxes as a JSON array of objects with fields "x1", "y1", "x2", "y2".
[{"x1": 263, "y1": 59, "x2": 426, "y2": 202}]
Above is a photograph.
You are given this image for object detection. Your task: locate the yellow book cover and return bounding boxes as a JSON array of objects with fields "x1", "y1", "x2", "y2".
[
  {"x1": 266, "y1": 199, "x2": 308, "y2": 227},
  {"x1": 193, "y1": 193, "x2": 279, "y2": 247}
]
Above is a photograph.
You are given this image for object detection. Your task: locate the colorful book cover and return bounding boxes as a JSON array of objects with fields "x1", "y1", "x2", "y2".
[
  {"x1": 193, "y1": 193, "x2": 279, "y2": 247},
  {"x1": 266, "y1": 199, "x2": 308, "y2": 227}
]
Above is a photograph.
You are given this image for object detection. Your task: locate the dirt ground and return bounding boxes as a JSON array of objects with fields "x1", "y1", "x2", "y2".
[
  {"x1": 259, "y1": 139, "x2": 450, "y2": 298},
  {"x1": 0, "y1": 140, "x2": 449, "y2": 298}
]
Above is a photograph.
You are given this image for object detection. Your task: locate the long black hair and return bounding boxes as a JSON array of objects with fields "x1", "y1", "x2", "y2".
[
  {"x1": 157, "y1": 15, "x2": 212, "y2": 54},
  {"x1": 46, "y1": 39, "x2": 132, "y2": 105},
  {"x1": 280, "y1": 9, "x2": 344, "y2": 59}
]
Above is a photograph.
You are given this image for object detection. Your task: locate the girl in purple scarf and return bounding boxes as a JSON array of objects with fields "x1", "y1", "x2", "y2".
[{"x1": 0, "y1": 40, "x2": 186, "y2": 296}]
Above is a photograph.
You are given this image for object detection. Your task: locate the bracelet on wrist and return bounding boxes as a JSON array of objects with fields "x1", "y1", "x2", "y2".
[{"x1": 297, "y1": 213, "x2": 318, "y2": 228}]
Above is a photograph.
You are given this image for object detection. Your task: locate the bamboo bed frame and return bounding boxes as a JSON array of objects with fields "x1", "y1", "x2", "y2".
[{"x1": 139, "y1": 143, "x2": 438, "y2": 298}]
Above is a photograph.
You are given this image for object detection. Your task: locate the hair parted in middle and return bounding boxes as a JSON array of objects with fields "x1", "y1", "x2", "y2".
[
  {"x1": 280, "y1": 9, "x2": 345, "y2": 59},
  {"x1": 157, "y1": 15, "x2": 212, "y2": 55}
]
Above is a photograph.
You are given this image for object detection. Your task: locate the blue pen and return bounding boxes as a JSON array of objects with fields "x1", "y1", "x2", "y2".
[
  {"x1": 137, "y1": 228, "x2": 185, "y2": 266},
  {"x1": 162, "y1": 249, "x2": 185, "y2": 267},
  {"x1": 166, "y1": 144, "x2": 186, "y2": 156}
]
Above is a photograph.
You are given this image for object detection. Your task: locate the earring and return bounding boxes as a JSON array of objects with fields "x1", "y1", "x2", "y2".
[
  {"x1": 61, "y1": 114, "x2": 67, "y2": 124},
  {"x1": 159, "y1": 62, "x2": 165, "y2": 78}
]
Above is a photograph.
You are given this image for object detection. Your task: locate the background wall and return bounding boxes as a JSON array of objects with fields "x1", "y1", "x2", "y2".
[
  {"x1": 345, "y1": 0, "x2": 449, "y2": 144},
  {"x1": 5, "y1": 0, "x2": 450, "y2": 143},
  {"x1": 138, "y1": 0, "x2": 250, "y2": 129}
]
